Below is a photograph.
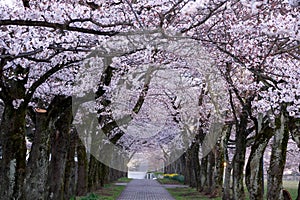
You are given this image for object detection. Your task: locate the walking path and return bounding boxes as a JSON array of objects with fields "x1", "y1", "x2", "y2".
[{"x1": 117, "y1": 179, "x2": 175, "y2": 200}]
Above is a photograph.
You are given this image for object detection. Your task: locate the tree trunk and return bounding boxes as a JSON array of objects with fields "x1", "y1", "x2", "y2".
[
  {"x1": 213, "y1": 143, "x2": 224, "y2": 198},
  {"x1": 99, "y1": 162, "x2": 109, "y2": 187},
  {"x1": 0, "y1": 105, "x2": 27, "y2": 200},
  {"x1": 232, "y1": 111, "x2": 248, "y2": 200},
  {"x1": 267, "y1": 113, "x2": 289, "y2": 200},
  {"x1": 222, "y1": 124, "x2": 232, "y2": 200},
  {"x1": 88, "y1": 154, "x2": 98, "y2": 192},
  {"x1": 47, "y1": 97, "x2": 72, "y2": 200},
  {"x1": 64, "y1": 128, "x2": 77, "y2": 200},
  {"x1": 223, "y1": 162, "x2": 232, "y2": 200},
  {"x1": 232, "y1": 137, "x2": 246, "y2": 200},
  {"x1": 199, "y1": 156, "x2": 208, "y2": 192},
  {"x1": 76, "y1": 137, "x2": 88, "y2": 196},
  {"x1": 25, "y1": 110, "x2": 50, "y2": 200},
  {"x1": 207, "y1": 151, "x2": 215, "y2": 194},
  {"x1": 191, "y1": 138, "x2": 201, "y2": 190},
  {"x1": 184, "y1": 150, "x2": 192, "y2": 186},
  {"x1": 246, "y1": 125, "x2": 273, "y2": 200}
]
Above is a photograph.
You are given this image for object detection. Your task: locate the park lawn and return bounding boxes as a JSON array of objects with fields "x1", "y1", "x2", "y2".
[
  {"x1": 167, "y1": 180, "x2": 299, "y2": 200},
  {"x1": 167, "y1": 187, "x2": 222, "y2": 200},
  {"x1": 283, "y1": 180, "x2": 298, "y2": 200},
  {"x1": 75, "y1": 185, "x2": 125, "y2": 200},
  {"x1": 114, "y1": 177, "x2": 132, "y2": 183},
  {"x1": 74, "y1": 177, "x2": 131, "y2": 200}
]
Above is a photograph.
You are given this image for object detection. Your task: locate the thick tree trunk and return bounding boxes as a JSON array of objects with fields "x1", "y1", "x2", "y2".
[
  {"x1": 76, "y1": 137, "x2": 88, "y2": 196},
  {"x1": 207, "y1": 151, "x2": 215, "y2": 194},
  {"x1": 223, "y1": 162, "x2": 232, "y2": 200},
  {"x1": 99, "y1": 162, "x2": 109, "y2": 187},
  {"x1": 184, "y1": 140, "x2": 200, "y2": 188},
  {"x1": 25, "y1": 110, "x2": 50, "y2": 200},
  {"x1": 199, "y1": 156, "x2": 208, "y2": 192},
  {"x1": 213, "y1": 143, "x2": 224, "y2": 198},
  {"x1": 64, "y1": 128, "x2": 77, "y2": 200},
  {"x1": 232, "y1": 135, "x2": 246, "y2": 200},
  {"x1": 184, "y1": 150, "x2": 192, "y2": 186},
  {"x1": 88, "y1": 154, "x2": 98, "y2": 192},
  {"x1": 0, "y1": 105, "x2": 27, "y2": 200},
  {"x1": 222, "y1": 124, "x2": 232, "y2": 200},
  {"x1": 267, "y1": 113, "x2": 289, "y2": 200},
  {"x1": 246, "y1": 125, "x2": 273, "y2": 200},
  {"x1": 47, "y1": 97, "x2": 72, "y2": 200},
  {"x1": 191, "y1": 138, "x2": 201, "y2": 190},
  {"x1": 232, "y1": 111, "x2": 248, "y2": 200}
]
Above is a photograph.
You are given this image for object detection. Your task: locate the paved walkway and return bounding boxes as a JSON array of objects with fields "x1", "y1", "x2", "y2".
[{"x1": 117, "y1": 179, "x2": 175, "y2": 200}]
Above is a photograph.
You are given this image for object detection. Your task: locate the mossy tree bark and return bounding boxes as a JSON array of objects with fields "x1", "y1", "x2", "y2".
[
  {"x1": 267, "y1": 113, "x2": 289, "y2": 200},
  {"x1": 232, "y1": 106, "x2": 249, "y2": 200},
  {"x1": 25, "y1": 109, "x2": 50, "y2": 200},
  {"x1": 88, "y1": 154, "x2": 98, "y2": 192},
  {"x1": 76, "y1": 137, "x2": 88, "y2": 196},
  {"x1": 246, "y1": 119, "x2": 273, "y2": 200},
  {"x1": 47, "y1": 96, "x2": 73, "y2": 200},
  {"x1": 222, "y1": 124, "x2": 232, "y2": 200},
  {"x1": 199, "y1": 156, "x2": 208, "y2": 192},
  {"x1": 64, "y1": 127, "x2": 77, "y2": 200},
  {"x1": 184, "y1": 138, "x2": 200, "y2": 188},
  {"x1": 213, "y1": 142, "x2": 224, "y2": 198},
  {"x1": 207, "y1": 151, "x2": 215, "y2": 194},
  {"x1": 0, "y1": 104, "x2": 27, "y2": 200}
]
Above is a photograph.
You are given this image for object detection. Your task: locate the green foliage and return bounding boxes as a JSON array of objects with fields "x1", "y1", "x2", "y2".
[
  {"x1": 167, "y1": 187, "x2": 221, "y2": 200},
  {"x1": 153, "y1": 172, "x2": 164, "y2": 177},
  {"x1": 163, "y1": 173, "x2": 184, "y2": 183},
  {"x1": 80, "y1": 193, "x2": 99, "y2": 200},
  {"x1": 75, "y1": 184, "x2": 126, "y2": 200},
  {"x1": 116, "y1": 177, "x2": 132, "y2": 183},
  {"x1": 283, "y1": 181, "x2": 299, "y2": 200}
]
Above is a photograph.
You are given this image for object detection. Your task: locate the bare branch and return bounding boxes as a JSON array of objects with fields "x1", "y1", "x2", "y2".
[
  {"x1": 0, "y1": 47, "x2": 44, "y2": 60},
  {"x1": 24, "y1": 59, "x2": 82, "y2": 104},
  {"x1": 0, "y1": 20, "x2": 118, "y2": 36},
  {"x1": 181, "y1": 1, "x2": 226, "y2": 33}
]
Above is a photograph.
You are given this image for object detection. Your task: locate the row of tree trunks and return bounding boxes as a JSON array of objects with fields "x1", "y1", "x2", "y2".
[{"x1": 0, "y1": 94, "x2": 126, "y2": 199}]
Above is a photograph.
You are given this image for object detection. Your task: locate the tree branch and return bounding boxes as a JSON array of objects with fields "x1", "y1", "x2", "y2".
[
  {"x1": 0, "y1": 20, "x2": 118, "y2": 36},
  {"x1": 24, "y1": 59, "x2": 82, "y2": 104}
]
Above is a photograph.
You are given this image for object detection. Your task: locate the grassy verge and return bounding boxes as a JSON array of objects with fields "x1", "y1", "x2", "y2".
[
  {"x1": 157, "y1": 178, "x2": 183, "y2": 185},
  {"x1": 167, "y1": 187, "x2": 221, "y2": 200},
  {"x1": 283, "y1": 180, "x2": 298, "y2": 200},
  {"x1": 166, "y1": 181, "x2": 299, "y2": 200},
  {"x1": 115, "y1": 177, "x2": 132, "y2": 183},
  {"x1": 74, "y1": 177, "x2": 131, "y2": 200}
]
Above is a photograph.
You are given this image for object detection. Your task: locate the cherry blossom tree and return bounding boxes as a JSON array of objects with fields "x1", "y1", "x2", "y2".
[{"x1": 0, "y1": 0, "x2": 299, "y2": 200}]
